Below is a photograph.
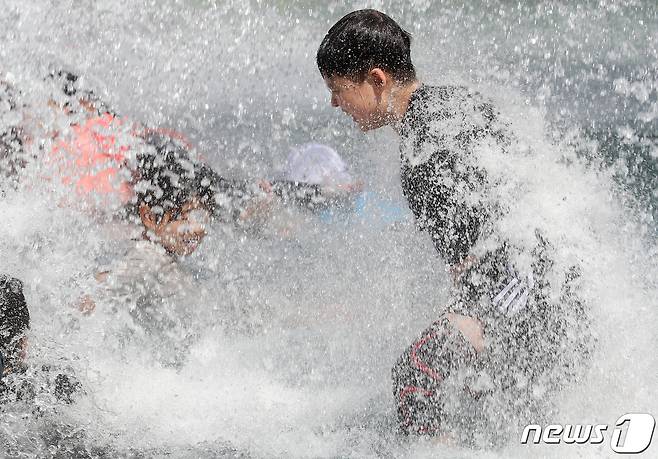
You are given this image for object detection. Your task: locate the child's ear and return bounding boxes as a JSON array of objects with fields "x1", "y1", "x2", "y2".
[
  {"x1": 368, "y1": 68, "x2": 388, "y2": 88},
  {"x1": 139, "y1": 204, "x2": 158, "y2": 231}
]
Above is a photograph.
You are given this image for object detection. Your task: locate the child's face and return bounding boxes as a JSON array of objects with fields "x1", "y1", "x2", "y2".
[
  {"x1": 324, "y1": 74, "x2": 390, "y2": 131},
  {"x1": 140, "y1": 198, "x2": 211, "y2": 256}
]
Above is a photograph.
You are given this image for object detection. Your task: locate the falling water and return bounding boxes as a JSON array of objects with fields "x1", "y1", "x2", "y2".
[{"x1": 0, "y1": 1, "x2": 656, "y2": 457}]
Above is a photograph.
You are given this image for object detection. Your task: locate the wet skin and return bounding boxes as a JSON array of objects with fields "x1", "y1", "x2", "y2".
[{"x1": 139, "y1": 198, "x2": 211, "y2": 257}]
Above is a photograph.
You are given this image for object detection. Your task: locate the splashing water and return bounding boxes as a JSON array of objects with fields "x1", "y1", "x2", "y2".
[{"x1": 0, "y1": 1, "x2": 656, "y2": 457}]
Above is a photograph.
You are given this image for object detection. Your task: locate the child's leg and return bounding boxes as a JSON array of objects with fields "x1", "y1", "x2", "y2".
[{"x1": 392, "y1": 313, "x2": 484, "y2": 435}]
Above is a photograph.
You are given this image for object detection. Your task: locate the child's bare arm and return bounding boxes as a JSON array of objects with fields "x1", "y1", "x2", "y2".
[
  {"x1": 238, "y1": 180, "x2": 274, "y2": 224},
  {"x1": 74, "y1": 270, "x2": 110, "y2": 315}
]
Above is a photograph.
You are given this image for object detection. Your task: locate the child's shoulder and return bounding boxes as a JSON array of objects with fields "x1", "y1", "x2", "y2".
[
  {"x1": 409, "y1": 84, "x2": 498, "y2": 123},
  {"x1": 402, "y1": 84, "x2": 509, "y2": 166}
]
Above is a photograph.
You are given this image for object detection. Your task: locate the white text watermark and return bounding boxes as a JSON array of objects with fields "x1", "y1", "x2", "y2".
[{"x1": 521, "y1": 413, "x2": 655, "y2": 454}]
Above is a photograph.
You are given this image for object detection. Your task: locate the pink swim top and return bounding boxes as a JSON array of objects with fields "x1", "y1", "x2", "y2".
[{"x1": 50, "y1": 113, "x2": 133, "y2": 204}]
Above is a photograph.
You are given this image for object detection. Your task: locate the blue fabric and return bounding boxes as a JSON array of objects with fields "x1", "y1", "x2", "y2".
[{"x1": 318, "y1": 192, "x2": 411, "y2": 227}]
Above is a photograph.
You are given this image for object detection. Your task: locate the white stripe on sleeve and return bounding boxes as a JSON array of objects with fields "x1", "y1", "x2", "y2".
[{"x1": 492, "y1": 272, "x2": 534, "y2": 316}]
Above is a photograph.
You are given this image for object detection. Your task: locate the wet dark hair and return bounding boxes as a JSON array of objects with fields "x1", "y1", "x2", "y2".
[
  {"x1": 135, "y1": 136, "x2": 217, "y2": 222},
  {"x1": 45, "y1": 68, "x2": 112, "y2": 115},
  {"x1": 0, "y1": 275, "x2": 30, "y2": 364},
  {"x1": 317, "y1": 9, "x2": 416, "y2": 83},
  {"x1": 48, "y1": 69, "x2": 80, "y2": 97}
]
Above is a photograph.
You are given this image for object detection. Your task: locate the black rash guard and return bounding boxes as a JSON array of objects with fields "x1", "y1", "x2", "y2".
[
  {"x1": 399, "y1": 84, "x2": 510, "y2": 267},
  {"x1": 393, "y1": 85, "x2": 594, "y2": 444}
]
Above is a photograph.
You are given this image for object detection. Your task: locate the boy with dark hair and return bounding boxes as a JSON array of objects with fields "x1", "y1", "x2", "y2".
[
  {"x1": 317, "y1": 9, "x2": 592, "y2": 445},
  {"x1": 85, "y1": 147, "x2": 223, "y2": 367},
  {"x1": 132, "y1": 145, "x2": 216, "y2": 256}
]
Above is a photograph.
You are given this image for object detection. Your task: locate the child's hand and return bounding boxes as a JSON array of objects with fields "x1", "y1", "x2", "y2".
[{"x1": 239, "y1": 180, "x2": 274, "y2": 225}]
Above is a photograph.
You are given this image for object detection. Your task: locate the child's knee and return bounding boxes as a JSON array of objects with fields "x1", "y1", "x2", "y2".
[{"x1": 392, "y1": 316, "x2": 473, "y2": 391}]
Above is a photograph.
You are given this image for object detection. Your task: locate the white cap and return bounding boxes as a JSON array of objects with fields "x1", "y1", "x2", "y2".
[{"x1": 284, "y1": 143, "x2": 352, "y2": 185}]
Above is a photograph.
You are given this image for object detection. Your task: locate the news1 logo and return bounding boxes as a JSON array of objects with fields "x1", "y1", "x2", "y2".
[{"x1": 521, "y1": 413, "x2": 656, "y2": 454}]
